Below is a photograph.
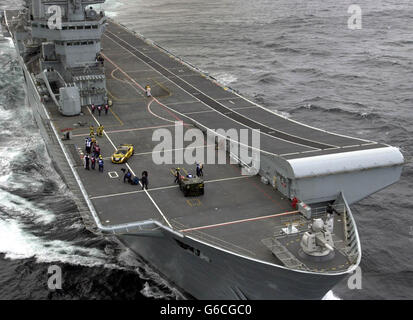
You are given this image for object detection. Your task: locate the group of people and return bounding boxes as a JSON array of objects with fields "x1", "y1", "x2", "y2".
[
  {"x1": 89, "y1": 125, "x2": 104, "y2": 137},
  {"x1": 84, "y1": 128, "x2": 104, "y2": 172},
  {"x1": 84, "y1": 151, "x2": 104, "y2": 172},
  {"x1": 122, "y1": 169, "x2": 149, "y2": 190},
  {"x1": 91, "y1": 103, "x2": 110, "y2": 116}
]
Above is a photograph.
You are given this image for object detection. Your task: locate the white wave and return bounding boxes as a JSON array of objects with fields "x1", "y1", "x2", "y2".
[
  {"x1": 0, "y1": 218, "x2": 113, "y2": 267},
  {"x1": 140, "y1": 281, "x2": 169, "y2": 299},
  {"x1": 101, "y1": 0, "x2": 123, "y2": 17},
  {"x1": 322, "y1": 290, "x2": 341, "y2": 300},
  {"x1": 118, "y1": 247, "x2": 184, "y2": 299},
  {"x1": 215, "y1": 73, "x2": 238, "y2": 86},
  {"x1": 0, "y1": 189, "x2": 56, "y2": 224}
]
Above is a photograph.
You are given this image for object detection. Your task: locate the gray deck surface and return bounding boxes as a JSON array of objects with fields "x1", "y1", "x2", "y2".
[
  {"x1": 42, "y1": 19, "x2": 358, "y2": 269},
  {"x1": 103, "y1": 21, "x2": 386, "y2": 158}
]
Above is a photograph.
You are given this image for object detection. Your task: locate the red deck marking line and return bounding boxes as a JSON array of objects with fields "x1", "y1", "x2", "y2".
[
  {"x1": 147, "y1": 99, "x2": 176, "y2": 124},
  {"x1": 180, "y1": 210, "x2": 300, "y2": 233},
  {"x1": 101, "y1": 53, "x2": 189, "y2": 125}
]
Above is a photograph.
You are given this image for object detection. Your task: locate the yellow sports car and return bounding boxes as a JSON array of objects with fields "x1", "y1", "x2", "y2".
[{"x1": 111, "y1": 144, "x2": 134, "y2": 164}]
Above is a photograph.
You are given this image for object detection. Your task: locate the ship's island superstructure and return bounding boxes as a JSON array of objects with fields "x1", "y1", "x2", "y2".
[{"x1": 1, "y1": 0, "x2": 404, "y2": 299}]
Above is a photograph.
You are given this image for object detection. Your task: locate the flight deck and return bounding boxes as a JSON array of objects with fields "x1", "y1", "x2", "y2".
[{"x1": 38, "y1": 19, "x2": 385, "y2": 269}]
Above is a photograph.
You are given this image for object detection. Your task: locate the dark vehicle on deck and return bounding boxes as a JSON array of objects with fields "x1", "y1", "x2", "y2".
[{"x1": 179, "y1": 177, "x2": 204, "y2": 197}]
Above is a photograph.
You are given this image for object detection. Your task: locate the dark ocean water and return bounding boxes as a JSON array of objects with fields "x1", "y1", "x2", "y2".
[{"x1": 0, "y1": 0, "x2": 412, "y2": 300}]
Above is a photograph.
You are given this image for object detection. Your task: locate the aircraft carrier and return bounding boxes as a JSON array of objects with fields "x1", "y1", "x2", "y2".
[{"x1": 1, "y1": 1, "x2": 405, "y2": 299}]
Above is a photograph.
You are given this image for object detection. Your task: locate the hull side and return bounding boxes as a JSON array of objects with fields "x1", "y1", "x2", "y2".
[{"x1": 119, "y1": 229, "x2": 346, "y2": 300}]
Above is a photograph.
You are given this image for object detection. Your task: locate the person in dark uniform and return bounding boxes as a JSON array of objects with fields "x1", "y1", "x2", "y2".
[
  {"x1": 174, "y1": 168, "x2": 181, "y2": 184},
  {"x1": 196, "y1": 164, "x2": 201, "y2": 177},
  {"x1": 141, "y1": 171, "x2": 148, "y2": 190},
  {"x1": 84, "y1": 154, "x2": 90, "y2": 170},
  {"x1": 94, "y1": 144, "x2": 101, "y2": 158},
  {"x1": 104, "y1": 104, "x2": 109, "y2": 115},
  {"x1": 97, "y1": 105, "x2": 102, "y2": 116},
  {"x1": 85, "y1": 137, "x2": 91, "y2": 153},
  {"x1": 91, "y1": 156, "x2": 96, "y2": 170},
  {"x1": 124, "y1": 169, "x2": 132, "y2": 183},
  {"x1": 131, "y1": 176, "x2": 140, "y2": 185},
  {"x1": 98, "y1": 155, "x2": 104, "y2": 172},
  {"x1": 91, "y1": 104, "x2": 96, "y2": 114}
]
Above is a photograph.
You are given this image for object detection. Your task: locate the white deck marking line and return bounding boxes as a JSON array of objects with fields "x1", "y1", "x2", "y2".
[
  {"x1": 183, "y1": 106, "x2": 257, "y2": 116},
  {"x1": 72, "y1": 124, "x2": 177, "y2": 137},
  {"x1": 147, "y1": 99, "x2": 176, "y2": 124},
  {"x1": 133, "y1": 144, "x2": 215, "y2": 157},
  {"x1": 90, "y1": 185, "x2": 178, "y2": 199},
  {"x1": 108, "y1": 124, "x2": 176, "y2": 133},
  {"x1": 171, "y1": 219, "x2": 256, "y2": 256},
  {"x1": 229, "y1": 92, "x2": 374, "y2": 145},
  {"x1": 279, "y1": 152, "x2": 300, "y2": 157},
  {"x1": 87, "y1": 108, "x2": 173, "y2": 228},
  {"x1": 180, "y1": 210, "x2": 300, "y2": 233},
  {"x1": 103, "y1": 32, "x2": 322, "y2": 152},
  {"x1": 90, "y1": 175, "x2": 250, "y2": 200},
  {"x1": 162, "y1": 100, "x2": 200, "y2": 106}
]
